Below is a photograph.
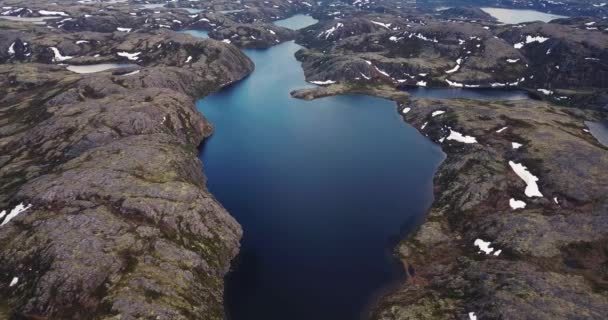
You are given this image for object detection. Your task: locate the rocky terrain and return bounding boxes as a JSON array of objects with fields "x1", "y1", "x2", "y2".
[
  {"x1": 295, "y1": 10, "x2": 608, "y2": 110},
  {"x1": 416, "y1": 0, "x2": 608, "y2": 18},
  {"x1": 0, "y1": 0, "x2": 313, "y2": 49},
  {"x1": 1, "y1": 0, "x2": 608, "y2": 319},
  {"x1": 372, "y1": 97, "x2": 608, "y2": 320},
  {"x1": 0, "y1": 2, "x2": 254, "y2": 318}
]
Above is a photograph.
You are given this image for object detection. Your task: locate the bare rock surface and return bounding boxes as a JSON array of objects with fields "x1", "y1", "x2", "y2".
[{"x1": 0, "y1": 11, "x2": 253, "y2": 319}]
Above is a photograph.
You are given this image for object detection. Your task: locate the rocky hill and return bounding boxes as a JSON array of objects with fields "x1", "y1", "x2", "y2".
[
  {"x1": 295, "y1": 13, "x2": 608, "y2": 110},
  {"x1": 0, "y1": 8, "x2": 253, "y2": 319}
]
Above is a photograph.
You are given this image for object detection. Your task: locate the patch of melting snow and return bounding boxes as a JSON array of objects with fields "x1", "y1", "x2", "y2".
[
  {"x1": 1, "y1": 203, "x2": 32, "y2": 226},
  {"x1": 509, "y1": 198, "x2": 526, "y2": 209},
  {"x1": 50, "y1": 47, "x2": 73, "y2": 62},
  {"x1": 370, "y1": 20, "x2": 391, "y2": 29},
  {"x1": 39, "y1": 10, "x2": 68, "y2": 16},
  {"x1": 8, "y1": 42, "x2": 15, "y2": 55},
  {"x1": 185, "y1": 56, "x2": 192, "y2": 63},
  {"x1": 514, "y1": 35, "x2": 549, "y2": 49},
  {"x1": 445, "y1": 79, "x2": 463, "y2": 87},
  {"x1": 474, "y1": 238, "x2": 501, "y2": 255},
  {"x1": 469, "y1": 312, "x2": 477, "y2": 320},
  {"x1": 408, "y1": 32, "x2": 438, "y2": 43},
  {"x1": 310, "y1": 80, "x2": 336, "y2": 85},
  {"x1": 512, "y1": 142, "x2": 523, "y2": 149},
  {"x1": 421, "y1": 122, "x2": 428, "y2": 130},
  {"x1": 120, "y1": 70, "x2": 140, "y2": 76},
  {"x1": 116, "y1": 27, "x2": 132, "y2": 32},
  {"x1": 537, "y1": 89, "x2": 553, "y2": 95},
  {"x1": 402, "y1": 107, "x2": 411, "y2": 114},
  {"x1": 416, "y1": 80, "x2": 427, "y2": 87},
  {"x1": 506, "y1": 58, "x2": 520, "y2": 63},
  {"x1": 75, "y1": 40, "x2": 89, "y2": 44},
  {"x1": 117, "y1": 51, "x2": 141, "y2": 61},
  {"x1": 445, "y1": 58, "x2": 462, "y2": 74},
  {"x1": 496, "y1": 126, "x2": 508, "y2": 133},
  {"x1": 509, "y1": 161, "x2": 543, "y2": 197},
  {"x1": 222, "y1": 39, "x2": 231, "y2": 44},
  {"x1": 9, "y1": 277, "x2": 18, "y2": 287},
  {"x1": 447, "y1": 128, "x2": 477, "y2": 144},
  {"x1": 318, "y1": 22, "x2": 343, "y2": 39},
  {"x1": 374, "y1": 66, "x2": 389, "y2": 77},
  {"x1": 431, "y1": 110, "x2": 445, "y2": 117}
]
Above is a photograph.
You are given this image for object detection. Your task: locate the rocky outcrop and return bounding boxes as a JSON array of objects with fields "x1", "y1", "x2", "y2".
[
  {"x1": 0, "y1": 28, "x2": 254, "y2": 320},
  {"x1": 295, "y1": 14, "x2": 608, "y2": 110},
  {"x1": 371, "y1": 98, "x2": 608, "y2": 319}
]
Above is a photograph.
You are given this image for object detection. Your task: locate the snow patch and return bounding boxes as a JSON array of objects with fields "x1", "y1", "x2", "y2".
[
  {"x1": 117, "y1": 51, "x2": 141, "y2": 61},
  {"x1": 447, "y1": 128, "x2": 477, "y2": 144},
  {"x1": 1, "y1": 203, "x2": 32, "y2": 226},
  {"x1": 310, "y1": 80, "x2": 336, "y2": 85},
  {"x1": 509, "y1": 161, "x2": 543, "y2": 198},
  {"x1": 39, "y1": 10, "x2": 68, "y2": 16},
  {"x1": 509, "y1": 198, "x2": 526, "y2": 209},
  {"x1": 474, "y1": 238, "x2": 500, "y2": 255},
  {"x1": 50, "y1": 47, "x2": 73, "y2": 62}
]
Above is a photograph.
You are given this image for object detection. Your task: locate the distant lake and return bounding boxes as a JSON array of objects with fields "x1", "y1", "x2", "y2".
[
  {"x1": 180, "y1": 8, "x2": 205, "y2": 14},
  {"x1": 139, "y1": 3, "x2": 165, "y2": 9},
  {"x1": 179, "y1": 29, "x2": 208, "y2": 38},
  {"x1": 586, "y1": 121, "x2": 608, "y2": 148},
  {"x1": 273, "y1": 14, "x2": 318, "y2": 30},
  {"x1": 66, "y1": 63, "x2": 136, "y2": 74},
  {"x1": 197, "y1": 40, "x2": 444, "y2": 320},
  {"x1": 0, "y1": 16, "x2": 53, "y2": 24},
  {"x1": 481, "y1": 7, "x2": 567, "y2": 24},
  {"x1": 406, "y1": 87, "x2": 530, "y2": 100}
]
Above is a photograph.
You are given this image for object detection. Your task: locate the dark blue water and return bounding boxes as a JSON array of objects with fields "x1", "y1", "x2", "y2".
[{"x1": 196, "y1": 41, "x2": 444, "y2": 320}]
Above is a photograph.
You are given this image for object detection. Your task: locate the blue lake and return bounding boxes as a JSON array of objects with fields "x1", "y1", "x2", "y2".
[
  {"x1": 273, "y1": 14, "x2": 319, "y2": 30},
  {"x1": 196, "y1": 40, "x2": 444, "y2": 319},
  {"x1": 179, "y1": 29, "x2": 208, "y2": 38},
  {"x1": 189, "y1": 10, "x2": 535, "y2": 316},
  {"x1": 481, "y1": 7, "x2": 567, "y2": 24}
]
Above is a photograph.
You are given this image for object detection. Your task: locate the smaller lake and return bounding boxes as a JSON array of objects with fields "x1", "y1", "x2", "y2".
[
  {"x1": 180, "y1": 8, "x2": 205, "y2": 14},
  {"x1": 0, "y1": 16, "x2": 53, "y2": 24},
  {"x1": 406, "y1": 87, "x2": 530, "y2": 100},
  {"x1": 585, "y1": 121, "x2": 608, "y2": 148},
  {"x1": 481, "y1": 7, "x2": 567, "y2": 24},
  {"x1": 274, "y1": 14, "x2": 318, "y2": 30},
  {"x1": 219, "y1": 9, "x2": 245, "y2": 14},
  {"x1": 66, "y1": 63, "x2": 136, "y2": 74},
  {"x1": 139, "y1": 3, "x2": 166, "y2": 9},
  {"x1": 179, "y1": 29, "x2": 209, "y2": 38}
]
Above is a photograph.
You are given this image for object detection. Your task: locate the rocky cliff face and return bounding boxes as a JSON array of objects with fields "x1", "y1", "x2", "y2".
[{"x1": 0, "y1": 21, "x2": 253, "y2": 320}]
